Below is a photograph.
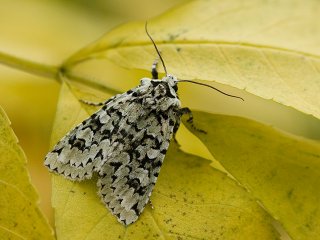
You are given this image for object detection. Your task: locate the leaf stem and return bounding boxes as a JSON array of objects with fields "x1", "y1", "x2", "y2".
[
  {"x1": 0, "y1": 50, "x2": 60, "y2": 81},
  {"x1": 0, "y1": 51, "x2": 121, "y2": 95}
]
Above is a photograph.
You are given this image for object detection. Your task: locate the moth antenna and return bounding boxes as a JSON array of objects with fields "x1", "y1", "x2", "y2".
[
  {"x1": 178, "y1": 79, "x2": 244, "y2": 101},
  {"x1": 145, "y1": 22, "x2": 168, "y2": 76}
]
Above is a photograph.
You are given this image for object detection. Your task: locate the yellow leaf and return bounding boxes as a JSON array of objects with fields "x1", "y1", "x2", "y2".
[
  {"x1": 0, "y1": 106, "x2": 54, "y2": 239},
  {"x1": 51, "y1": 83, "x2": 279, "y2": 239},
  {"x1": 183, "y1": 111, "x2": 320, "y2": 239},
  {"x1": 66, "y1": 0, "x2": 320, "y2": 119}
]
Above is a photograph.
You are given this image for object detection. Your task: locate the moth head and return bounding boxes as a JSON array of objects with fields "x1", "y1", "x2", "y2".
[
  {"x1": 139, "y1": 77, "x2": 174, "y2": 97},
  {"x1": 164, "y1": 74, "x2": 178, "y2": 87},
  {"x1": 163, "y1": 74, "x2": 178, "y2": 95}
]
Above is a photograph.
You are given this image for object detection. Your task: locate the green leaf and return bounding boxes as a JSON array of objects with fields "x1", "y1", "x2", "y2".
[
  {"x1": 51, "y1": 83, "x2": 279, "y2": 240},
  {"x1": 183, "y1": 111, "x2": 320, "y2": 240},
  {"x1": 65, "y1": 0, "x2": 320, "y2": 119},
  {"x1": 0, "y1": 106, "x2": 54, "y2": 239}
]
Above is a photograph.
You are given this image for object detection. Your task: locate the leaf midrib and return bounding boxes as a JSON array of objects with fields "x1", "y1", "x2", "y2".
[{"x1": 90, "y1": 41, "x2": 320, "y2": 61}]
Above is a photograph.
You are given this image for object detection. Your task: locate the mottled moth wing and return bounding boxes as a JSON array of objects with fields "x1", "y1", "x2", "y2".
[
  {"x1": 45, "y1": 76, "x2": 181, "y2": 226},
  {"x1": 44, "y1": 92, "x2": 134, "y2": 181},
  {"x1": 97, "y1": 105, "x2": 178, "y2": 225}
]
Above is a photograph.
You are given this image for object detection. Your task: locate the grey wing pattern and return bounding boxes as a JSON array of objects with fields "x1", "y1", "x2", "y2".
[
  {"x1": 44, "y1": 92, "x2": 132, "y2": 181},
  {"x1": 97, "y1": 106, "x2": 179, "y2": 225}
]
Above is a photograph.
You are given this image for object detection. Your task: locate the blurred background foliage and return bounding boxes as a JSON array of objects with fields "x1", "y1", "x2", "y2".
[{"x1": 1, "y1": 0, "x2": 320, "y2": 229}]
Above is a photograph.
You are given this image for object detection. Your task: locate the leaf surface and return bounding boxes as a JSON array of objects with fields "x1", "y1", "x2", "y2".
[
  {"x1": 0, "y1": 106, "x2": 54, "y2": 240},
  {"x1": 66, "y1": 0, "x2": 320, "y2": 120},
  {"x1": 183, "y1": 111, "x2": 320, "y2": 240}
]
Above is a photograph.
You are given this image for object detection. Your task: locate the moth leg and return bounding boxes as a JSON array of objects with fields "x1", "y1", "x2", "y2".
[
  {"x1": 179, "y1": 107, "x2": 206, "y2": 134},
  {"x1": 172, "y1": 118, "x2": 181, "y2": 143},
  {"x1": 149, "y1": 200, "x2": 155, "y2": 210},
  {"x1": 79, "y1": 95, "x2": 119, "y2": 107},
  {"x1": 151, "y1": 57, "x2": 159, "y2": 79},
  {"x1": 79, "y1": 99, "x2": 104, "y2": 106}
]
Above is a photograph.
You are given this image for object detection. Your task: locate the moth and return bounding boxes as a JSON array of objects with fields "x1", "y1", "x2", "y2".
[{"x1": 44, "y1": 23, "x2": 243, "y2": 225}]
